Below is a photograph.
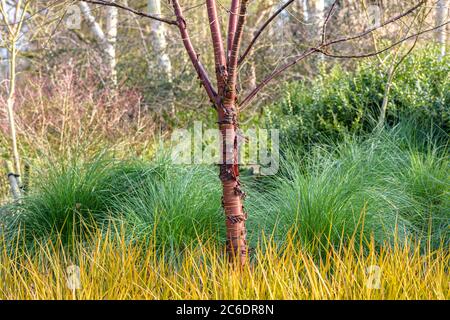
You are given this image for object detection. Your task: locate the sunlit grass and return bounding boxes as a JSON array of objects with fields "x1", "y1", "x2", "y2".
[{"x1": 1, "y1": 228, "x2": 448, "y2": 300}]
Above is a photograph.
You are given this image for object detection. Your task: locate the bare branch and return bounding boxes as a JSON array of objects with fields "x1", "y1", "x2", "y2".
[
  {"x1": 227, "y1": 0, "x2": 249, "y2": 99},
  {"x1": 227, "y1": 0, "x2": 240, "y2": 60},
  {"x1": 321, "y1": 0, "x2": 338, "y2": 44},
  {"x1": 240, "y1": 48, "x2": 317, "y2": 110},
  {"x1": 80, "y1": 0, "x2": 177, "y2": 25},
  {"x1": 318, "y1": 21, "x2": 449, "y2": 59},
  {"x1": 238, "y1": 0, "x2": 294, "y2": 66},
  {"x1": 171, "y1": 0, "x2": 217, "y2": 104},
  {"x1": 206, "y1": 0, "x2": 227, "y2": 90},
  {"x1": 324, "y1": 0, "x2": 425, "y2": 47},
  {"x1": 240, "y1": 1, "x2": 440, "y2": 110}
]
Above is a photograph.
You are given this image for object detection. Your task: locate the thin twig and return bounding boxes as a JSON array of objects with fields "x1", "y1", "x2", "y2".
[
  {"x1": 80, "y1": 0, "x2": 177, "y2": 25},
  {"x1": 240, "y1": 1, "x2": 431, "y2": 110},
  {"x1": 321, "y1": 0, "x2": 338, "y2": 44},
  {"x1": 238, "y1": 0, "x2": 294, "y2": 66},
  {"x1": 171, "y1": 0, "x2": 217, "y2": 104},
  {"x1": 318, "y1": 22, "x2": 448, "y2": 59}
]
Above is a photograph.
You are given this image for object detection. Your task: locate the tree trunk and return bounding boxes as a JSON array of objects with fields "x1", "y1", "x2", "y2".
[
  {"x1": 219, "y1": 0, "x2": 250, "y2": 266},
  {"x1": 79, "y1": 2, "x2": 117, "y2": 87},
  {"x1": 148, "y1": 0, "x2": 174, "y2": 114},
  {"x1": 436, "y1": 0, "x2": 448, "y2": 58},
  {"x1": 0, "y1": 48, "x2": 8, "y2": 82},
  {"x1": 4, "y1": 160, "x2": 20, "y2": 200},
  {"x1": 105, "y1": 1, "x2": 118, "y2": 87},
  {"x1": 171, "y1": 0, "x2": 248, "y2": 264},
  {"x1": 6, "y1": 43, "x2": 21, "y2": 183},
  {"x1": 148, "y1": 0, "x2": 173, "y2": 79},
  {"x1": 312, "y1": 0, "x2": 325, "y2": 41},
  {"x1": 302, "y1": 0, "x2": 310, "y2": 22},
  {"x1": 1, "y1": 0, "x2": 25, "y2": 185},
  {"x1": 218, "y1": 102, "x2": 248, "y2": 266}
]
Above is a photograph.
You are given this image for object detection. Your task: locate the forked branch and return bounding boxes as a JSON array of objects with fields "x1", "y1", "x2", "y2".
[
  {"x1": 318, "y1": 21, "x2": 449, "y2": 59},
  {"x1": 171, "y1": 0, "x2": 217, "y2": 104},
  {"x1": 323, "y1": 0, "x2": 425, "y2": 47},
  {"x1": 321, "y1": 0, "x2": 338, "y2": 44}
]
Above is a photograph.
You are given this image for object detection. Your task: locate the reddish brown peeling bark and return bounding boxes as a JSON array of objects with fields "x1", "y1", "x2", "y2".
[
  {"x1": 227, "y1": 0, "x2": 249, "y2": 102},
  {"x1": 206, "y1": 0, "x2": 227, "y2": 93},
  {"x1": 227, "y1": 0, "x2": 240, "y2": 60},
  {"x1": 220, "y1": 0, "x2": 250, "y2": 265},
  {"x1": 218, "y1": 109, "x2": 247, "y2": 266}
]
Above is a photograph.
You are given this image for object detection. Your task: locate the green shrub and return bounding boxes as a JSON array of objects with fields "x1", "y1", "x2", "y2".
[
  {"x1": 0, "y1": 155, "x2": 223, "y2": 251},
  {"x1": 249, "y1": 124, "x2": 449, "y2": 251},
  {"x1": 1, "y1": 129, "x2": 447, "y2": 255},
  {"x1": 0, "y1": 156, "x2": 116, "y2": 248},
  {"x1": 106, "y1": 159, "x2": 224, "y2": 251},
  {"x1": 266, "y1": 46, "x2": 449, "y2": 147}
]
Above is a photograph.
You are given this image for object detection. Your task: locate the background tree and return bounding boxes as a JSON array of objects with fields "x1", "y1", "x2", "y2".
[
  {"x1": 435, "y1": 0, "x2": 448, "y2": 58},
  {"x1": 148, "y1": 0, "x2": 174, "y2": 113},
  {"x1": 79, "y1": 1, "x2": 118, "y2": 87},
  {"x1": 0, "y1": 0, "x2": 32, "y2": 196}
]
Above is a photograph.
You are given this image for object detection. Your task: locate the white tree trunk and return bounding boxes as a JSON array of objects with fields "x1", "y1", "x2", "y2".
[
  {"x1": 79, "y1": 2, "x2": 117, "y2": 86},
  {"x1": 105, "y1": 1, "x2": 118, "y2": 86},
  {"x1": 302, "y1": 0, "x2": 310, "y2": 22},
  {"x1": 312, "y1": 0, "x2": 325, "y2": 38},
  {"x1": 0, "y1": 0, "x2": 31, "y2": 187},
  {"x1": 436, "y1": 0, "x2": 448, "y2": 58},
  {"x1": 148, "y1": 0, "x2": 172, "y2": 80},
  {"x1": 275, "y1": 0, "x2": 290, "y2": 39},
  {"x1": 0, "y1": 48, "x2": 8, "y2": 81}
]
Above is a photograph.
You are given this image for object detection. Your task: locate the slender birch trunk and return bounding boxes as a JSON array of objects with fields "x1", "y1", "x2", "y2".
[
  {"x1": 0, "y1": 48, "x2": 7, "y2": 81},
  {"x1": 5, "y1": 41, "x2": 21, "y2": 182},
  {"x1": 302, "y1": 0, "x2": 310, "y2": 22},
  {"x1": 148, "y1": 0, "x2": 172, "y2": 80},
  {"x1": 1, "y1": 0, "x2": 29, "y2": 187},
  {"x1": 105, "y1": 1, "x2": 118, "y2": 87},
  {"x1": 148, "y1": 0, "x2": 174, "y2": 113},
  {"x1": 79, "y1": 2, "x2": 117, "y2": 87},
  {"x1": 4, "y1": 160, "x2": 20, "y2": 200},
  {"x1": 436, "y1": 0, "x2": 448, "y2": 58},
  {"x1": 312, "y1": 0, "x2": 325, "y2": 41}
]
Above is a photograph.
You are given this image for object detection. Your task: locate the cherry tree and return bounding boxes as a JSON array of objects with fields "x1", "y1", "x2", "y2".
[{"x1": 80, "y1": 0, "x2": 448, "y2": 266}]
